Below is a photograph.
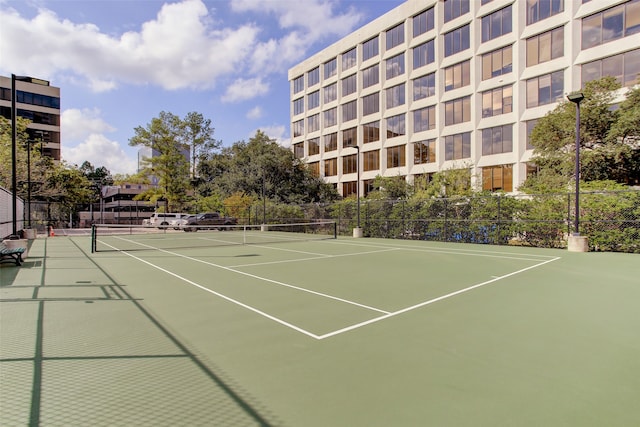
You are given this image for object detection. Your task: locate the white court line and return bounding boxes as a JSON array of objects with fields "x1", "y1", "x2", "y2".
[
  {"x1": 316, "y1": 256, "x2": 561, "y2": 340},
  {"x1": 110, "y1": 236, "x2": 390, "y2": 315},
  {"x1": 229, "y1": 247, "x2": 401, "y2": 268}
]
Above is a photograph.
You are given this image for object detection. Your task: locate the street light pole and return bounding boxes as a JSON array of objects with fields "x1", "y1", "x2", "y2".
[
  {"x1": 566, "y1": 91, "x2": 588, "y2": 252},
  {"x1": 349, "y1": 145, "x2": 362, "y2": 237}
]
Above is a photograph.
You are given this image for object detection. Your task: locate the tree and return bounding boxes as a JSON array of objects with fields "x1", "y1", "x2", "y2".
[
  {"x1": 182, "y1": 112, "x2": 220, "y2": 181},
  {"x1": 129, "y1": 111, "x2": 190, "y2": 212}
]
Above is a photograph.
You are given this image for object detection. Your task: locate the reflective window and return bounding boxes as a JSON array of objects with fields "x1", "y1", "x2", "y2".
[
  {"x1": 362, "y1": 92, "x2": 380, "y2": 116},
  {"x1": 386, "y1": 83, "x2": 406, "y2": 109},
  {"x1": 526, "y1": 119, "x2": 538, "y2": 149},
  {"x1": 293, "y1": 97, "x2": 304, "y2": 116},
  {"x1": 363, "y1": 36, "x2": 379, "y2": 61},
  {"x1": 386, "y1": 53, "x2": 405, "y2": 79},
  {"x1": 386, "y1": 23, "x2": 405, "y2": 50},
  {"x1": 413, "y1": 40, "x2": 435, "y2": 69},
  {"x1": 445, "y1": 96, "x2": 471, "y2": 125},
  {"x1": 386, "y1": 114, "x2": 406, "y2": 138},
  {"x1": 308, "y1": 138, "x2": 320, "y2": 155},
  {"x1": 307, "y1": 114, "x2": 319, "y2": 133},
  {"x1": 342, "y1": 181, "x2": 357, "y2": 197},
  {"x1": 414, "y1": 139, "x2": 436, "y2": 164},
  {"x1": 413, "y1": 8, "x2": 435, "y2": 37},
  {"x1": 363, "y1": 150, "x2": 380, "y2": 171},
  {"x1": 444, "y1": 0, "x2": 470, "y2": 23},
  {"x1": 323, "y1": 83, "x2": 337, "y2": 103},
  {"x1": 482, "y1": 125, "x2": 513, "y2": 155},
  {"x1": 582, "y1": 48, "x2": 640, "y2": 87},
  {"x1": 324, "y1": 133, "x2": 337, "y2": 152},
  {"x1": 309, "y1": 162, "x2": 320, "y2": 177},
  {"x1": 362, "y1": 64, "x2": 380, "y2": 88},
  {"x1": 342, "y1": 74, "x2": 357, "y2": 96},
  {"x1": 445, "y1": 132, "x2": 471, "y2": 160},
  {"x1": 526, "y1": 70, "x2": 563, "y2": 107},
  {"x1": 482, "y1": 45, "x2": 512, "y2": 80},
  {"x1": 343, "y1": 154, "x2": 357, "y2": 174},
  {"x1": 444, "y1": 24, "x2": 470, "y2": 57},
  {"x1": 342, "y1": 127, "x2": 357, "y2": 148},
  {"x1": 363, "y1": 121, "x2": 380, "y2": 144},
  {"x1": 445, "y1": 60, "x2": 471, "y2": 91},
  {"x1": 387, "y1": 145, "x2": 406, "y2": 168},
  {"x1": 307, "y1": 91, "x2": 319, "y2": 110},
  {"x1": 342, "y1": 100, "x2": 357, "y2": 122},
  {"x1": 413, "y1": 106, "x2": 436, "y2": 133},
  {"x1": 527, "y1": 27, "x2": 564, "y2": 66},
  {"x1": 324, "y1": 58, "x2": 337, "y2": 79},
  {"x1": 324, "y1": 158, "x2": 338, "y2": 176},
  {"x1": 413, "y1": 73, "x2": 436, "y2": 100},
  {"x1": 527, "y1": 0, "x2": 564, "y2": 25},
  {"x1": 293, "y1": 142, "x2": 304, "y2": 158},
  {"x1": 482, "y1": 165, "x2": 513, "y2": 192},
  {"x1": 293, "y1": 75, "x2": 304, "y2": 94},
  {"x1": 324, "y1": 108, "x2": 337, "y2": 127},
  {"x1": 342, "y1": 47, "x2": 357, "y2": 71},
  {"x1": 482, "y1": 85, "x2": 513, "y2": 117},
  {"x1": 293, "y1": 119, "x2": 304, "y2": 137},
  {"x1": 482, "y1": 5, "x2": 512, "y2": 42},
  {"x1": 582, "y1": 1, "x2": 640, "y2": 49},
  {"x1": 308, "y1": 67, "x2": 320, "y2": 87}
]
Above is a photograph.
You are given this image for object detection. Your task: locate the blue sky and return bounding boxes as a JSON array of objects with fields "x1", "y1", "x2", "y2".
[{"x1": 1, "y1": 0, "x2": 403, "y2": 175}]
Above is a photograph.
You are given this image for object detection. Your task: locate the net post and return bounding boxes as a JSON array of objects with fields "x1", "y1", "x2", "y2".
[
  {"x1": 333, "y1": 221, "x2": 337, "y2": 239},
  {"x1": 91, "y1": 224, "x2": 96, "y2": 253}
]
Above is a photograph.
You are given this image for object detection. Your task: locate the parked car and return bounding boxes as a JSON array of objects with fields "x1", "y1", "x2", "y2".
[
  {"x1": 184, "y1": 212, "x2": 237, "y2": 231},
  {"x1": 148, "y1": 213, "x2": 189, "y2": 229},
  {"x1": 169, "y1": 214, "x2": 194, "y2": 230}
]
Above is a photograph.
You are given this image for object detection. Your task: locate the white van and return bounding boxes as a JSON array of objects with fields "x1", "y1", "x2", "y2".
[{"x1": 147, "y1": 213, "x2": 188, "y2": 228}]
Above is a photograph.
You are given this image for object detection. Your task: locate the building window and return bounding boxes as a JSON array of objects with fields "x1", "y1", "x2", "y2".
[
  {"x1": 444, "y1": 60, "x2": 471, "y2": 91},
  {"x1": 482, "y1": 125, "x2": 513, "y2": 155},
  {"x1": 583, "y1": 1, "x2": 640, "y2": 49},
  {"x1": 308, "y1": 67, "x2": 320, "y2": 87},
  {"x1": 445, "y1": 96, "x2": 471, "y2": 125},
  {"x1": 482, "y1": 45, "x2": 512, "y2": 80},
  {"x1": 386, "y1": 23, "x2": 405, "y2": 50},
  {"x1": 444, "y1": 24, "x2": 470, "y2": 57},
  {"x1": 413, "y1": 73, "x2": 436, "y2": 100},
  {"x1": 482, "y1": 5, "x2": 512, "y2": 42},
  {"x1": 413, "y1": 106, "x2": 436, "y2": 133},
  {"x1": 387, "y1": 145, "x2": 406, "y2": 168},
  {"x1": 414, "y1": 139, "x2": 436, "y2": 164},
  {"x1": 527, "y1": 27, "x2": 564, "y2": 66},
  {"x1": 445, "y1": 132, "x2": 471, "y2": 160},
  {"x1": 308, "y1": 138, "x2": 320, "y2": 155},
  {"x1": 324, "y1": 58, "x2": 337, "y2": 79},
  {"x1": 363, "y1": 121, "x2": 380, "y2": 144},
  {"x1": 293, "y1": 142, "x2": 304, "y2": 158},
  {"x1": 582, "y1": 48, "x2": 640, "y2": 88},
  {"x1": 307, "y1": 90, "x2": 319, "y2": 110},
  {"x1": 324, "y1": 158, "x2": 338, "y2": 176},
  {"x1": 526, "y1": 162, "x2": 540, "y2": 178},
  {"x1": 386, "y1": 83, "x2": 405, "y2": 109},
  {"x1": 527, "y1": 0, "x2": 564, "y2": 25},
  {"x1": 363, "y1": 150, "x2": 380, "y2": 171},
  {"x1": 342, "y1": 74, "x2": 357, "y2": 96},
  {"x1": 307, "y1": 114, "x2": 319, "y2": 133},
  {"x1": 362, "y1": 92, "x2": 380, "y2": 116},
  {"x1": 413, "y1": 40, "x2": 435, "y2": 69},
  {"x1": 363, "y1": 36, "x2": 379, "y2": 61},
  {"x1": 342, "y1": 47, "x2": 357, "y2": 71},
  {"x1": 444, "y1": 0, "x2": 470, "y2": 23},
  {"x1": 526, "y1": 119, "x2": 538, "y2": 149},
  {"x1": 362, "y1": 64, "x2": 380, "y2": 88},
  {"x1": 324, "y1": 108, "x2": 337, "y2": 127},
  {"x1": 293, "y1": 97, "x2": 304, "y2": 116},
  {"x1": 342, "y1": 100, "x2": 357, "y2": 122},
  {"x1": 293, "y1": 75, "x2": 304, "y2": 94},
  {"x1": 413, "y1": 8, "x2": 435, "y2": 37},
  {"x1": 386, "y1": 114, "x2": 406, "y2": 138},
  {"x1": 386, "y1": 53, "x2": 405, "y2": 79},
  {"x1": 482, "y1": 85, "x2": 513, "y2": 117},
  {"x1": 309, "y1": 162, "x2": 320, "y2": 177},
  {"x1": 293, "y1": 119, "x2": 304, "y2": 137},
  {"x1": 342, "y1": 127, "x2": 357, "y2": 148},
  {"x1": 324, "y1": 83, "x2": 337, "y2": 103},
  {"x1": 324, "y1": 133, "x2": 337, "y2": 152},
  {"x1": 343, "y1": 154, "x2": 357, "y2": 174},
  {"x1": 343, "y1": 181, "x2": 358, "y2": 197},
  {"x1": 526, "y1": 70, "x2": 563, "y2": 108},
  {"x1": 482, "y1": 165, "x2": 513, "y2": 192}
]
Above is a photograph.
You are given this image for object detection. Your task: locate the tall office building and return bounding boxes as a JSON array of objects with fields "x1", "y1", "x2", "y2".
[
  {"x1": 288, "y1": 0, "x2": 640, "y2": 197},
  {"x1": 0, "y1": 76, "x2": 62, "y2": 161}
]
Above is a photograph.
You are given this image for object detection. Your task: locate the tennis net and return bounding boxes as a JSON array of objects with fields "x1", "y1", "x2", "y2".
[{"x1": 91, "y1": 221, "x2": 337, "y2": 253}]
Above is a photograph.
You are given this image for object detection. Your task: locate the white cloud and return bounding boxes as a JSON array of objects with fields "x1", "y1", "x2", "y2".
[
  {"x1": 63, "y1": 134, "x2": 138, "y2": 175},
  {"x1": 246, "y1": 106, "x2": 263, "y2": 119},
  {"x1": 257, "y1": 125, "x2": 289, "y2": 147},
  {"x1": 221, "y1": 77, "x2": 269, "y2": 103},
  {"x1": 61, "y1": 108, "x2": 116, "y2": 141}
]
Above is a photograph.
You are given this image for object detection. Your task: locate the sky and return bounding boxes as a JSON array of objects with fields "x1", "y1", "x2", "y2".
[{"x1": 0, "y1": 0, "x2": 404, "y2": 175}]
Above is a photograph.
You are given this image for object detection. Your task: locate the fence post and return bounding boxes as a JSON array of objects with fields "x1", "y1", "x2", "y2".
[
  {"x1": 567, "y1": 192, "x2": 571, "y2": 237},
  {"x1": 497, "y1": 195, "x2": 501, "y2": 245},
  {"x1": 443, "y1": 198, "x2": 448, "y2": 242}
]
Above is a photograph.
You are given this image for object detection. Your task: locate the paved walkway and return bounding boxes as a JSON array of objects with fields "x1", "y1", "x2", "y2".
[{"x1": 0, "y1": 237, "x2": 275, "y2": 426}]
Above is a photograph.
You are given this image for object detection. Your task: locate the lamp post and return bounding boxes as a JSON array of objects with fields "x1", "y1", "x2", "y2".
[
  {"x1": 11, "y1": 74, "x2": 32, "y2": 237},
  {"x1": 566, "y1": 91, "x2": 588, "y2": 252},
  {"x1": 348, "y1": 145, "x2": 362, "y2": 238}
]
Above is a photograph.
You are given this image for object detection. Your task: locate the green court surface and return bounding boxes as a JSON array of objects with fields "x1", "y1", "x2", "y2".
[{"x1": 1, "y1": 234, "x2": 639, "y2": 426}]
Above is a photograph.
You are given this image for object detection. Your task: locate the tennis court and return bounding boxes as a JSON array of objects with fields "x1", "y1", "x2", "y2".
[{"x1": 1, "y1": 229, "x2": 639, "y2": 426}]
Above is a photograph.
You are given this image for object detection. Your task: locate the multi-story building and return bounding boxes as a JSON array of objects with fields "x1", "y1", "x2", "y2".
[
  {"x1": 0, "y1": 75, "x2": 61, "y2": 161},
  {"x1": 288, "y1": 0, "x2": 640, "y2": 197}
]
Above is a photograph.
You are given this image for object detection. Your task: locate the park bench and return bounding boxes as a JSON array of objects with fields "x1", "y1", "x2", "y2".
[{"x1": 0, "y1": 242, "x2": 26, "y2": 266}]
